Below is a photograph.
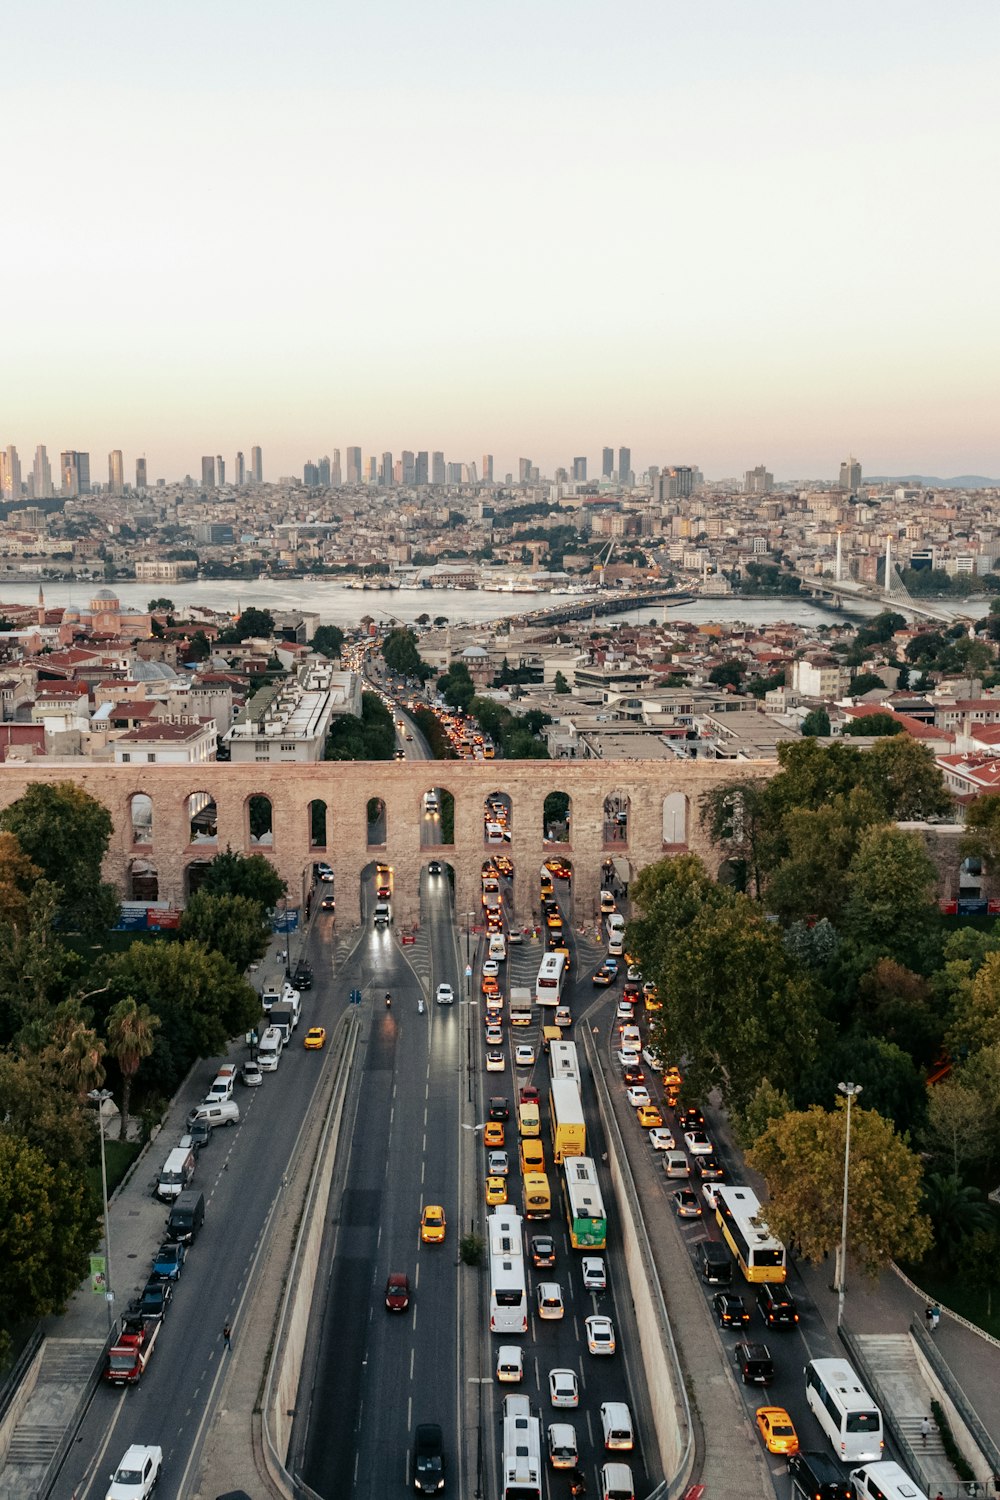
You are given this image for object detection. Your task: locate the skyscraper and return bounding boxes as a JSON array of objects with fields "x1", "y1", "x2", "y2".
[
  {"x1": 401, "y1": 450, "x2": 415, "y2": 484},
  {"x1": 345, "y1": 447, "x2": 361, "y2": 484},
  {"x1": 235, "y1": 451, "x2": 246, "y2": 486},
  {"x1": 135, "y1": 456, "x2": 148, "y2": 490},
  {"x1": 431, "y1": 451, "x2": 445, "y2": 485},
  {"x1": 618, "y1": 447, "x2": 631, "y2": 485},
  {"x1": 33, "y1": 445, "x2": 53, "y2": 499},
  {"x1": 415, "y1": 451, "x2": 429, "y2": 485},
  {"x1": 518, "y1": 457, "x2": 532, "y2": 483},
  {"x1": 380, "y1": 451, "x2": 394, "y2": 486},
  {"x1": 216, "y1": 455, "x2": 225, "y2": 486},
  {"x1": 744, "y1": 465, "x2": 774, "y2": 494},
  {"x1": 840, "y1": 455, "x2": 862, "y2": 493},
  {"x1": 367, "y1": 456, "x2": 378, "y2": 483},
  {"x1": 251, "y1": 446, "x2": 263, "y2": 482},
  {"x1": 331, "y1": 449, "x2": 342, "y2": 485},
  {"x1": 602, "y1": 447, "x2": 614, "y2": 479},
  {"x1": 60, "y1": 450, "x2": 89, "y2": 496},
  {"x1": 572, "y1": 456, "x2": 587, "y2": 482},
  {"x1": 304, "y1": 461, "x2": 319, "y2": 487},
  {"x1": 2, "y1": 445, "x2": 22, "y2": 500},
  {"x1": 482, "y1": 454, "x2": 494, "y2": 483},
  {"x1": 108, "y1": 449, "x2": 124, "y2": 494},
  {"x1": 201, "y1": 456, "x2": 216, "y2": 487},
  {"x1": 318, "y1": 455, "x2": 331, "y2": 486}
]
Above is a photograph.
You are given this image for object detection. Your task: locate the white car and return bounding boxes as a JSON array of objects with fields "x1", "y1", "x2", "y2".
[
  {"x1": 702, "y1": 1182, "x2": 723, "y2": 1211},
  {"x1": 641, "y1": 1047, "x2": 663, "y2": 1070},
  {"x1": 241, "y1": 1061, "x2": 263, "y2": 1087},
  {"x1": 485, "y1": 1049, "x2": 505, "y2": 1072},
  {"x1": 648, "y1": 1127, "x2": 675, "y2": 1151},
  {"x1": 625, "y1": 1086, "x2": 651, "y2": 1109},
  {"x1": 615, "y1": 999, "x2": 634, "y2": 1020},
  {"x1": 514, "y1": 1043, "x2": 536, "y2": 1067},
  {"x1": 485, "y1": 1023, "x2": 503, "y2": 1046},
  {"x1": 616, "y1": 1049, "x2": 640, "y2": 1070},
  {"x1": 488, "y1": 1150, "x2": 510, "y2": 1177},
  {"x1": 547, "y1": 1422, "x2": 579, "y2": 1469},
  {"x1": 684, "y1": 1129, "x2": 713, "y2": 1156},
  {"x1": 548, "y1": 1368, "x2": 579, "y2": 1408},
  {"x1": 582, "y1": 1256, "x2": 606, "y2": 1291},
  {"x1": 585, "y1": 1314, "x2": 616, "y2": 1355},
  {"x1": 482, "y1": 958, "x2": 500, "y2": 978},
  {"x1": 626, "y1": 965, "x2": 642, "y2": 982},
  {"x1": 106, "y1": 1445, "x2": 162, "y2": 1500},
  {"x1": 496, "y1": 1345, "x2": 523, "y2": 1383},
  {"x1": 436, "y1": 983, "x2": 454, "y2": 1006},
  {"x1": 536, "y1": 1281, "x2": 564, "y2": 1319}
]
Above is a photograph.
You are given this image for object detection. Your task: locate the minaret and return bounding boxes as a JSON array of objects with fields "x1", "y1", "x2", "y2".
[{"x1": 37, "y1": 586, "x2": 45, "y2": 625}]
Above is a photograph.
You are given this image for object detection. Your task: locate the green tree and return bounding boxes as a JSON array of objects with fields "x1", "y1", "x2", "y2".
[
  {"x1": 0, "y1": 782, "x2": 119, "y2": 935},
  {"x1": 311, "y1": 624, "x2": 345, "y2": 659},
  {"x1": 708, "y1": 659, "x2": 743, "y2": 689},
  {"x1": 41, "y1": 1002, "x2": 105, "y2": 1097},
  {"x1": 325, "y1": 691, "x2": 396, "y2": 760},
  {"x1": 200, "y1": 849, "x2": 287, "y2": 909},
  {"x1": 856, "y1": 958, "x2": 943, "y2": 1066},
  {"x1": 842, "y1": 712, "x2": 903, "y2": 738},
  {"x1": 147, "y1": 597, "x2": 175, "y2": 611},
  {"x1": 924, "y1": 1077, "x2": 991, "y2": 1178},
  {"x1": 735, "y1": 1079, "x2": 793, "y2": 1148},
  {"x1": 698, "y1": 778, "x2": 776, "y2": 899},
  {"x1": 0, "y1": 1053, "x2": 95, "y2": 1171},
  {"x1": 0, "y1": 830, "x2": 41, "y2": 932},
  {"x1": 841, "y1": 825, "x2": 939, "y2": 963},
  {"x1": 105, "y1": 940, "x2": 260, "y2": 1093},
  {"x1": 961, "y1": 793, "x2": 1000, "y2": 874},
  {"x1": 801, "y1": 707, "x2": 831, "y2": 737},
  {"x1": 0, "y1": 881, "x2": 82, "y2": 1046},
  {"x1": 179, "y1": 891, "x2": 270, "y2": 975},
  {"x1": 185, "y1": 629, "x2": 212, "y2": 661},
  {"x1": 0, "y1": 1130, "x2": 97, "y2": 1332},
  {"x1": 553, "y1": 670, "x2": 571, "y2": 694},
  {"x1": 798, "y1": 1033, "x2": 927, "y2": 1138},
  {"x1": 920, "y1": 1174, "x2": 995, "y2": 1267},
  {"x1": 947, "y1": 950, "x2": 1000, "y2": 1058},
  {"x1": 438, "y1": 661, "x2": 475, "y2": 712},
  {"x1": 765, "y1": 792, "x2": 879, "y2": 924},
  {"x1": 860, "y1": 735, "x2": 952, "y2": 821},
  {"x1": 628, "y1": 854, "x2": 727, "y2": 981},
  {"x1": 747, "y1": 1102, "x2": 932, "y2": 1273},
  {"x1": 106, "y1": 997, "x2": 159, "y2": 1141},
  {"x1": 382, "y1": 627, "x2": 431, "y2": 681},
  {"x1": 849, "y1": 672, "x2": 890, "y2": 696},
  {"x1": 219, "y1": 606, "x2": 274, "y2": 643}
]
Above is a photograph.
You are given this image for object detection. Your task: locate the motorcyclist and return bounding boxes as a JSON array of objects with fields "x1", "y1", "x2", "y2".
[
  {"x1": 568, "y1": 1469, "x2": 587, "y2": 1497},
  {"x1": 385, "y1": 992, "x2": 391, "y2": 1008},
  {"x1": 418, "y1": 996, "x2": 425, "y2": 1014}
]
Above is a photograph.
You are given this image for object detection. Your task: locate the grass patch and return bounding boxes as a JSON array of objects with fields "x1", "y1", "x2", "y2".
[
  {"x1": 903, "y1": 1265, "x2": 1000, "y2": 1339},
  {"x1": 88, "y1": 1138, "x2": 142, "y2": 1203}
]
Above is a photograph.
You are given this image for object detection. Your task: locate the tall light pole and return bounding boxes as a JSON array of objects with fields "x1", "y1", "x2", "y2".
[
  {"x1": 465, "y1": 910, "x2": 475, "y2": 999},
  {"x1": 836, "y1": 1081, "x2": 863, "y2": 1329},
  {"x1": 88, "y1": 1088, "x2": 116, "y2": 1332}
]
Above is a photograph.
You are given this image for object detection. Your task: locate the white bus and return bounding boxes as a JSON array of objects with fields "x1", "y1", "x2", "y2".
[
  {"x1": 805, "y1": 1358, "x2": 884, "y2": 1463},
  {"x1": 548, "y1": 1040, "x2": 580, "y2": 1086},
  {"x1": 714, "y1": 1184, "x2": 787, "y2": 1283},
  {"x1": 501, "y1": 1394, "x2": 542, "y2": 1500},
  {"x1": 488, "y1": 1208, "x2": 528, "y2": 1335},
  {"x1": 535, "y1": 951, "x2": 567, "y2": 1007}
]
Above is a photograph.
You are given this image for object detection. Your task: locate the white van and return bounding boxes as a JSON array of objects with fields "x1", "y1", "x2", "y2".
[
  {"x1": 187, "y1": 1098, "x2": 240, "y2": 1128},
  {"x1": 606, "y1": 913, "x2": 626, "y2": 943},
  {"x1": 601, "y1": 1463, "x2": 635, "y2": 1500},
  {"x1": 156, "y1": 1146, "x2": 195, "y2": 1201},
  {"x1": 600, "y1": 1402, "x2": 634, "y2": 1451},
  {"x1": 258, "y1": 1026, "x2": 283, "y2": 1071},
  {"x1": 488, "y1": 933, "x2": 507, "y2": 961},
  {"x1": 485, "y1": 821, "x2": 505, "y2": 844},
  {"x1": 207, "y1": 1067, "x2": 236, "y2": 1102},
  {"x1": 424, "y1": 791, "x2": 439, "y2": 814},
  {"x1": 851, "y1": 1464, "x2": 926, "y2": 1500},
  {"x1": 496, "y1": 1346, "x2": 523, "y2": 1383},
  {"x1": 664, "y1": 1151, "x2": 690, "y2": 1178}
]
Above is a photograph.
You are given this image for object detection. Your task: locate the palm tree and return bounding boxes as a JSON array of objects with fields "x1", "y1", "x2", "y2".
[
  {"x1": 43, "y1": 1005, "x2": 105, "y2": 1097},
  {"x1": 106, "y1": 996, "x2": 159, "y2": 1141},
  {"x1": 922, "y1": 1173, "x2": 994, "y2": 1265}
]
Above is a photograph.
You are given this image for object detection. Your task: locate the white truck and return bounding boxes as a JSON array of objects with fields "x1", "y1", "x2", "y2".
[
  {"x1": 509, "y1": 986, "x2": 533, "y2": 1027},
  {"x1": 258, "y1": 1025, "x2": 283, "y2": 1071}
]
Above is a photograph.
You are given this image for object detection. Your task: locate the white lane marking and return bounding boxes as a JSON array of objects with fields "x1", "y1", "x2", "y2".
[
  {"x1": 410, "y1": 1347, "x2": 415, "y2": 1380},
  {"x1": 73, "y1": 1386, "x2": 127, "y2": 1499}
]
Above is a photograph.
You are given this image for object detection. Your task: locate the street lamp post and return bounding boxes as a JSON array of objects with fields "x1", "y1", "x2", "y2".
[
  {"x1": 836, "y1": 1081, "x2": 863, "y2": 1328},
  {"x1": 465, "y1": 910, "x2": 475, "y2": 999},
  {"x1": 88, "y1": 1088, "x2": 116, "y2": 1332}
]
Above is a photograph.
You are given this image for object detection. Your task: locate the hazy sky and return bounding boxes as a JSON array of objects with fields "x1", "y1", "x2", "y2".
[{"x1": 3, "y1": 0, "x2": 999, "y2": 481}]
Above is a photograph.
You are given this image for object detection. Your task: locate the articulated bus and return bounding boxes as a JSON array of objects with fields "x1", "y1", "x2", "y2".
[
  {"x1": 488, "y1": 1207, "x2": 528, "y2": 1334},
  {"x1": 548, "y1": 1040, "x2": 580, "y2": 1086},
  {"x1": 501, "y1": 1394, "x2": 542, "y2": 1500},
  {"x1": 534, "y1": 951, "x2": 567, "y2": 1007},
  {"x1": 549, "y1": 1078, "x2": 586, "y2": 1164},
  {"x1": 714, "y1": 1185, "x2": 786, "y2": 1283},
  {"x1": 563, "y1": 1156, "x2": 607, "y2": 1249}
]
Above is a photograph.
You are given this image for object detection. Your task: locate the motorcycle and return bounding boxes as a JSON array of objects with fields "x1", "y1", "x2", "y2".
[
  {"x1": 418, "y1": 997, "x2": 425, "y2": 1014},
  {"x1": 385, "y1": 993, "x2": 392, "y2": 1008},
  {"x1": 568, "y1": 1470, "x2": 587, "y2": 1497}
]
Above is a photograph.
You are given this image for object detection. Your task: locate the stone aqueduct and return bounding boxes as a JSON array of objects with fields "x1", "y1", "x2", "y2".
[{"x1": 0, "y1": 761, "x2": 776, "y2": 928}]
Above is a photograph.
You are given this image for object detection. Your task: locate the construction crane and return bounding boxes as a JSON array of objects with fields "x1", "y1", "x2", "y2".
[{"x1": 595, "y1": 540, "x2": 615, "y2": 587}]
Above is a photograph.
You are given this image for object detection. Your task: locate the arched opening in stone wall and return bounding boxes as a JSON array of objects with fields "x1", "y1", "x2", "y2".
[
  {"x1": 420, "y1": 856, "x2": 455, "y2": 925},
  {"x1": 481, "y1": 857, "x2": 504, "y2": 930},
  {"x1": 542, "y1": 790, "x2": 572, "y2": 845},
  {"x1": 717, "y1": 858, "x2": 747, "y2": 892},
  {"x1": 662, "y1": 792, "x2": 688, "y2": 846},
  {"x1": 130, "y1": 792, "x2": 153, "y2": 845},
  {"x1": 361, "y1": 859, "x2": 394, "y2": 928},
  {"x1": 309, "y1": 799, "x2": 328, "y2": 849},
  {"x1": 542, "y1": 854, "x2": 573, "y2": 929},
  {"x1": 601, "y1": 854, "x2": 632, "y2": 903},
  {"x1": 187, "y1": 791, "x2": 217, "y2": 844},
  {"x1": 603, "y1": 790, "x2": 630, "y2": 845},
  {"x1": 367, "y1": 796, "x2": 387, "y2": 849},
  {"x1": 420, "y1": 785, "x2": 455, "y2": 846},
  {"x1": 128, "y1": 857, "x2": 158, "y2": 901},
  {"x1": 484, "y1": 790, "x2": 512, "y2": 847},
  {"x1": 185, "y1": 858, "x2": 214, "y2": 900},
  {"x1": 248, "y1": 794, "x2": 273, "y2": 846}
]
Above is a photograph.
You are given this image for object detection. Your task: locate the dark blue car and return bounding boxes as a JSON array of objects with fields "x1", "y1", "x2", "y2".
[{"x1": 151, "y1": 1242, "x2": 186, "y2": 1281}]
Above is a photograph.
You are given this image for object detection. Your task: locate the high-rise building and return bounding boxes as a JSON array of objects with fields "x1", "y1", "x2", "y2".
[
  {"x1": 840, "y1": 455, "x2": 862, "y2": 493},
  {"x1": 2, "y1": 445, "x2": 22, "y2": 500},
  {"x1": 660, "y1": 466, "x2": 694, "y2": 500},
  {"x1": 108, "y1": 449, "x2": 125, "y2": 494},
  {"x1": 346, "y1": 447, "x2": 362, "y2": 484},
  {"x1": 251, "y1": 445, "x2": 263, "y2": 482},
  {"x1": 367, "y1": 456, "x2": 378, "y2": 483},
  {"x1": 60, "y1": 450, "x2": 89, "y2": 496},
  {"x1": 572, "y1": 456, "x2": 587, "y2": 482},
  {"x1": 235, "y1": 451, "x2": 246, "y2": 486},
  {"x1": 518, "y1": 457, "x2": 532, "y2": 483},
  {"x1": 431, "y1": 451, "x2": 445, "y2": 485},
  {"x1": 447, "y1": 463, "x2": 463, "y2": 484},
  {"x1": 201, "y1": 456, "x2": 216, "y2": 488},
  {"x1": 318, "y1": 455, "x2": 331, "y2": 486},
  {"x1": 401, "y1": 450, "x2": 415, "y2": 484},
  {"x1": 304, "y1": 461, "x2": 319, "y2": 487},
  {"x1": 482, "y1": 454, "x2": 494, "y2": 483},
  {"x1": 618, "y1": 447, "x2": 631, "y2": 485},
  {"x1": 415, "y1": 451, "x2": 429, "y2": 485},
  {"x1": 380, "y1": 451, "x2": 394, "y2": 486},
  {"x1": 135, "y1": 457, "x2": 148, "y2": 490},
  {"x1": 33, "y1": 445, "x2": 53, "y2": 499},
  {"x1": 602, "y1": 447, "x2": 614, "y2": 479},
  {"x1": 744, "y1": 465, "x2": 774, "y2": 494},
  {"x1": 216, "y1": 455, "x2": 225, "y2": 486},
  {"x1": 331, "y1": 449, "x2": 342, "y2": 485}
]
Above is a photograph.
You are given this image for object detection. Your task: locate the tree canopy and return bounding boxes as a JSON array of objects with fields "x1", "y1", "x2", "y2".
[
  {"x1": 0, "y1": 782, "x2": 119, "y2": 935},
  {"x1": 382, "y1": 627, "x2": 431, "y2": 681},
  {"x1": 311, "y1": 624, "x2": 345, "y2": 659},
  {"x1": 199, "y1": 849, "x2": 287, "y2": 909}
]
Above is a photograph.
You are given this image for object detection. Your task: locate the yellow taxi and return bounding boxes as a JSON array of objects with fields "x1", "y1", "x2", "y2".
[
  {"x1": 755, "y1": 1407, "x2": 799, "y2": 1456},
  {"x1": 303, "y1": 1027, "x2": 327, "y2": 1050},
  {"x1": 482, "y1": 976, "x2": 500, "y2": 998},
  {"x1": 663, "y1": 1066, "x2": 683, "y2": 1089},
  {"x1": 486, "y1": 1176, "x2": 508, "y2": 1206},
  {"x1": 484, "y1": 1122, "x2": 505, "y2": 1148},
  {"x1": 420, "y1": 1205, "x2": 446, "y2": 1243},
  {"x1": 636, "y1": 1104, "x2": 663, "y2": 1128}
]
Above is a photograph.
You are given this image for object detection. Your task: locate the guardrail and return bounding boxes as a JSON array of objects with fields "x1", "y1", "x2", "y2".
[{"x1": 909, "y1": 1317, "x2": 1000, "y2": 1477}]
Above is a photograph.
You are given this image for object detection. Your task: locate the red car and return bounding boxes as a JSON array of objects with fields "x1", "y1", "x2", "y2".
[
  {"x1": 519, "y1": 1083, "x2": 540, "y2": 1106},
  {"x1": 385, "y1": 1273, "x2": 410, "y2": 1312}
]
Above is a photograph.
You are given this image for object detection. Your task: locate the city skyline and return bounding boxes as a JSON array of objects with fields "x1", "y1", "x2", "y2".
[{"x1": 3, "y1": 1, "x2": 998, "y2": 478}]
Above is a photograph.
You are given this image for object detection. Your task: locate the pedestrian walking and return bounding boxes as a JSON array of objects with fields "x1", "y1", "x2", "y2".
[
  {"x1": 920, "y1": 1417, "x2": 931, "y2": 1446},
  {"x1": 223, "y1": 1322, "x2": 232, "y2": 1351},
  {"x1": 930, "y1": 1303, "x2": 941, "y2": 1331},
  {"x1": 925, "y1": 1304, "x2": 935, "y2": 1332}
]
